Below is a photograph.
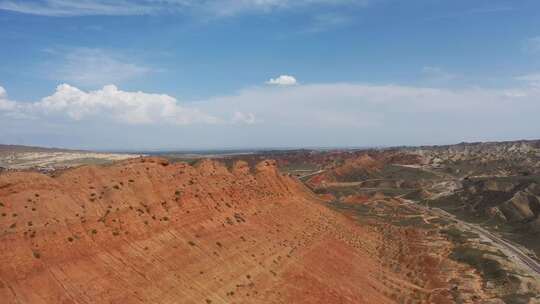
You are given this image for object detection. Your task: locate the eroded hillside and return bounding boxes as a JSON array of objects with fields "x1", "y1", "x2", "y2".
[
  {"x1": 283, "y1": 140, "x2": 540, "y2": 303},
  {"x1": 0, "y1": 156, "x2": 499, "y2": 303},
  {"x1": 0, "y1": 158, "x2": 399, "y2": 303}
]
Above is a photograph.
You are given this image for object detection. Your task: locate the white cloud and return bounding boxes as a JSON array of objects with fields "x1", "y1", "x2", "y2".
[
  {"x1": 197, "y1": 0, "x2": 368, "y2": 17},
  {"x1": 3, "y1": 82, "x2": 539, "y2": 127},
  {"x1": 232, "y1": 111, "x2": 257, "y2": 124},
  {"x1": 46, "y1": 48, "x2": 152, "y2": 87},
  {"x1": 0, "y1": 84, "x2": 219, "y2": 125},
  {"x1": 0, "y1": 86, "x2": 17, "y2": 111},
  {"x1": 266, "y1": 75, "x2": 298, "y2": 86},
  {"x1": 1, "y1": 81, "x2": 539, "y2": 148},
  {"x1": 198, "y1": 83, "x2": 539, "y2": 129},
  {"x1": 0, "y1": 0, "x2": 156, "y2": 16},
  {"x1": 0, "y1": 0, "x2": 369, "y2": 17}
]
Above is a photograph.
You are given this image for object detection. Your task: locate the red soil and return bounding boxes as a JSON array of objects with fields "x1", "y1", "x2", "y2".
[
  {"x1": 0, "y1": 157, "x2": 489, "y2": 303},
  {"x1": 307, "y1": 154, "x2": 383, "y2": 187},
  {"x1": 0, "y1": 157, "x2": 394, "y2": 304}
]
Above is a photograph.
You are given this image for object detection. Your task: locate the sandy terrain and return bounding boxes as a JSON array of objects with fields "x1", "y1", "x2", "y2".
[{"x1": 0, "y1": 151, "x2": 140, "y2": 171}]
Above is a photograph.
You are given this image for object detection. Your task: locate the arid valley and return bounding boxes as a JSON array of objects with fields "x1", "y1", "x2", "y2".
[
  {"x1": 1, "y1": 140, "x2": 539, "y2": 303},
  {"x1": 2, "y1": 2, "x2": 540, "y2": 302}
]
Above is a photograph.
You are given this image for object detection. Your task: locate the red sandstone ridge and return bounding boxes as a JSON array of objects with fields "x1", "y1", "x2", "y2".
[
  {"x1": 308, "y1": 153, "x2": 383, "y2": 187},
  {"x1": 0, "y1": 157, "x2": 491, "y2": 303},
  {"x1": 0, "y1": 157, "x2": 397, "y2": 304}
]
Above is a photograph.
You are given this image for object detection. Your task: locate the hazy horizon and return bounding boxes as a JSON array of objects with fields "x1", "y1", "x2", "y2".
[
  {"x1": 2, "y1": 137, "x2": 539, "y2": 153},
  {"x1": 1, "y1": 0, "x2": 540, "y2": 149}
]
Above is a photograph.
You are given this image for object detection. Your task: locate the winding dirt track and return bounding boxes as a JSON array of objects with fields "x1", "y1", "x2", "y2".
[
  {"x1": 402, "y1": 199, "x2": 540, "y2": 277},
  {"x1": 302, "y1": 165, "x2": 540, "y2": 277},
  {"x1": 298, "y1": 169, "x2": 326, "y2": 179}
]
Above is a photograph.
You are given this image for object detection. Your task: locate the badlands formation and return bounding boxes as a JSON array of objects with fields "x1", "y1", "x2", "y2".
[
  {"x1": 0, "y1": 156, "x2": 493, "y2": 304},
  {"x1": 0, "y1": 144, "x2": 139, "y2": 171}
]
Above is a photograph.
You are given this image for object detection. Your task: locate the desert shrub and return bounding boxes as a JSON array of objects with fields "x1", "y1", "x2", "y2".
[
  {"x1": 441, "y1": 227, "x2": 478, "y2": 243},
  {"x1": 502, "y1": 293, "x2": 537, "y2": 304},
  {"x1": 450, "y1": 246, "x2": 507, "y2": 282}
]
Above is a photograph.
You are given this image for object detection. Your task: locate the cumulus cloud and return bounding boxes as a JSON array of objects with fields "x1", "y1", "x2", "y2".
[
  {"x1": 0, "y1": 84, "x2": 219, "y2": 125},
  {"x1": 46, "y1": 48, "x2": 152, "y2": 87},
  {"x1": 0, "y1": 86, "x2": 18, "y2": 111},
  {"x1": 1, "y1": 81, "x2": 540, "y2": 149},
  {"x1": 266, "y1": 75, "x2": 298, "y2": 86}
]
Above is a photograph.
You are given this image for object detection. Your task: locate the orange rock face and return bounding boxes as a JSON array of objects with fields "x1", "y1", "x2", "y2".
[
  {"x1": 308, "y1": 153, "x2": 384, "y2": 187},
  {"x1": 0, "y1": 157, "x2": 399, "y2": 304}
]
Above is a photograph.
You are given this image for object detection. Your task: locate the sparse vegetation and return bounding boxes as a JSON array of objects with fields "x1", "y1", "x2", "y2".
[{"x1": 450, "y1": 246, "x2": 507, "y2": 282}]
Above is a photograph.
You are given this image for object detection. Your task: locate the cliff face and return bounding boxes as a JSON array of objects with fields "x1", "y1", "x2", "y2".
[{"x1": 0, "y1": 157, "x2": 391, "y2": 304}]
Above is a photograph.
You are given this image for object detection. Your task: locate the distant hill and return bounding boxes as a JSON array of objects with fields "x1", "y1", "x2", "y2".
[{"x1": 0, "y1": 144, "x2": 84, "y2": 153}]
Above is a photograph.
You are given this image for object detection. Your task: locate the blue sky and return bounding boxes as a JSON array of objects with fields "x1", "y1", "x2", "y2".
[{"x1": 0, "y1": 0, "x2": 540, "y2": 150}]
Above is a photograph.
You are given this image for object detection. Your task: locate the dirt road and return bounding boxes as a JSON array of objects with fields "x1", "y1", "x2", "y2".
[
  {"x1": 298, "y1": 169, "x2": 326, "y2": 179},
  {"x1": 402, "y1": 198, "x2": 540, "y2": 277}
]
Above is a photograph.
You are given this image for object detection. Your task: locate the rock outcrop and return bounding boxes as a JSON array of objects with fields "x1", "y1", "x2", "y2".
[{"x1": 0, "y1": 157, "x2": 396, "y2": 304}]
